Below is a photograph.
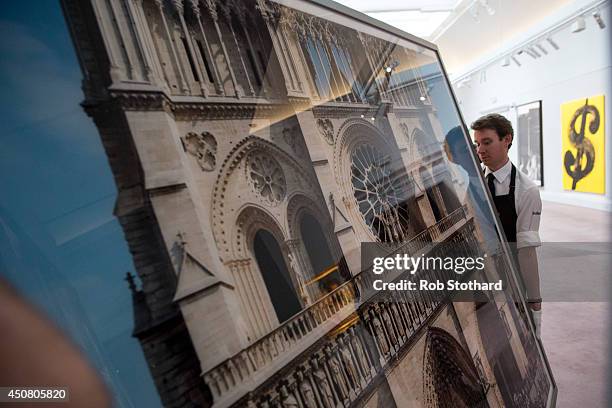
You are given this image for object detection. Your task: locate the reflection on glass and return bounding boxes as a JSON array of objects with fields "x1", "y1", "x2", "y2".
[{"x1": 0, "y1": 0, "x2": 555, "y2": 407}]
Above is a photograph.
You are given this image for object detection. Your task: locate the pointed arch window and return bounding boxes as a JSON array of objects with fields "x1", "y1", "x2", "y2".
[
  {"x1": 299, "y1": 213, "x2": 343, "y2": 295},
  {"x1": 252, "y1": 230, "x2": 302, "y2": 323}
]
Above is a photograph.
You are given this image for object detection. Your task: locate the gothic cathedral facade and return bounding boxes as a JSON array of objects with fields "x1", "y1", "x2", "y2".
[{"x1": 62, "y1": 0, "x2": 552, "y2": 407}]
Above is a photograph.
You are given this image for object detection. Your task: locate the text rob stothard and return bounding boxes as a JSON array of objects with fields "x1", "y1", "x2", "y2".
[
  {"x1": 372, "y1": 279, "x2": 503, "y2": 291},
  {"x1": 370, "y1": 254, "x2": 503, "y2": 293}
]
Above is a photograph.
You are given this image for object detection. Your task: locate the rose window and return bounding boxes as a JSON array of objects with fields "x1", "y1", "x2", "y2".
[
  {"x1": 247, "y1": 151, "x2": 286, "y2": 204},
  {"x1": 350, "y1": 144, "x2": 410, "y2": 243}
]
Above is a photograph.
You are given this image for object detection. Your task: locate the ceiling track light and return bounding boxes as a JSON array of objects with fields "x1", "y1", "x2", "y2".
[
  {"x1": 511, "y1": 56, "x2": 521, "y2": 67},
  {"x1": 546, "y1": 37, "x2": 559, "y2": 50},
  {"x1": 535, "y1": 43, "x2": 548, "y2": 55},
  {"x1": 479, "y1": 70, "x2": 487, "y2": 83},
  {"x1": 529, "y1": 46, "x2": 541, "y2": 58},
  {"x1": 523, "y1": 48, "x2": 537, "y2": 58},
  {"x1": 479, "y1": 0, "x2": 495, "y2": 15},
  {"x1": 456, "y1": 78, "x2": 471, "y2": 89},
  {"x1": 571, "y1": 16, "x2": 586, "y2": 33},
  {"x1": 469, "y1": 4, "x2": 480, "y2": 22},
  {"x1": 501, "y1": 56, "x2": 510, "y2": 67},
  {"x1": 593, "y1": 11, "x2": 606, "y2": 29}
]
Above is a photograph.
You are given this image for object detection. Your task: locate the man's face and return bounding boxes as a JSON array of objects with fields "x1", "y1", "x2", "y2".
[{"x1": 474, "y1": 128, "x2": 511, "y2": 170}]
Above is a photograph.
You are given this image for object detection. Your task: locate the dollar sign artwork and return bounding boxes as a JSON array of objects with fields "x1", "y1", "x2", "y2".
[{"x1": 563, "y1": 98, "x2": 600, "y2": 190}]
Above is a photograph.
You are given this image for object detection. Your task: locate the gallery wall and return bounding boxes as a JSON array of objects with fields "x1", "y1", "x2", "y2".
[{"x1": 450, "y1": 0, "x2": 611, "y2": 211}]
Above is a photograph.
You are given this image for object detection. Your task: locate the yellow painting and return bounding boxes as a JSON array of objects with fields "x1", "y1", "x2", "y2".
[{"x1": 561, "y1": 95, "x2": 605, "y2": 194}]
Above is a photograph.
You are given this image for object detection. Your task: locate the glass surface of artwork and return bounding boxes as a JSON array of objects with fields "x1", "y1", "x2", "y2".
[
  {"x1": 0, "y1": 0, "x2": 556, "y2": 406},
  {"x1": 517, "y1": 101, "x2": 543, "y2": 186},
  {"x1": 561, "y1": 95, "x2": 605, "y2": 194}
]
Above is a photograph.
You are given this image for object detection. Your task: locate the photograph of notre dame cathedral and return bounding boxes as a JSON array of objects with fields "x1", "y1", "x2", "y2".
[{"x1": 61, "y1": 0, "x2": 555, "y2": 406}]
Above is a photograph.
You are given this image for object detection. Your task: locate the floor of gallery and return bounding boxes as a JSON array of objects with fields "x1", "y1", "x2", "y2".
[{"x1": 539, "y1": 201, "x2": 611, "y2": 407}]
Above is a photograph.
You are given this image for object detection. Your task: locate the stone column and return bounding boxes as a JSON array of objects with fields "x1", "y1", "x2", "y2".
[
  {"x1": 285, "y1": 239, "x2": 314, "y2": 305},
  {"x1": 125, "y1": 0, "x2": 155, "y2": 82},
  {"x1": 154, "y1": 0, "x2": 189, "y2": 93},
  {"x1": 172, "y1": 0, "x2": 208, "y2": 96},
  {"x1": 189, "y1": 0, "x2": 223, "y2": 94},
  {"x1": 134, "y1": 0, "x2": 172, "y2": 91},
  {"x1": 256, "y1": 0, "x2": 300, "y2": 94},
  {"x1": 89, "y1": 0, "x2": 123, "y2": 81},
  {"x1": 108, "y1": 0, "x2": 136, "y2": 79},
  {"x1": 234, "y1": 1, "x2": 268, "y2": 96},
  {"x1": 294, "y1": 23, "x2": 320, "y2": 100},
  {"x1": 226, "y1": 258, "x2": 276, "y2": 340},
  {"x1": 204, "y1": 0, "x2": 242, "y2": 98},
  {"x1": 220, "y1": 3, "x2": 255, "y2": 96}
]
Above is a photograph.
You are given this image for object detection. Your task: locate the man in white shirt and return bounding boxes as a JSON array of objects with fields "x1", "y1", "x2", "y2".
[{"x1": 472, "y1": 114, "x2": 543, "y2": 336}]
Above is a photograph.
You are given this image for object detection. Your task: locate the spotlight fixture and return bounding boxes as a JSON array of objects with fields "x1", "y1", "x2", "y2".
[
  {"x1": 370, "y1": 117, "x2": 375, "y2": 121},
  {"x1": 529, "y1": 46, "x2": 541, "y2": 57},
  {"x1": 593, "y1": 11, "x2": 606, "y2": 29},
  {"x1": 511, "y1": 56, "x2": 521, "y2": 67},
  {"x1": 456, "y1": 78, "x2": 471, "y2": 89},
  {"x1": 479, "y1": 0, "x2": 496, "y2": 15},
  {"x1": 419, "y1": 96, "x2": 426, "y2": 101},
  {"x1": 535, "y1": 43, "x2": 548, "y2": 55},
  {"x1": 469, "y1": 4, "x2": 480, "y2": 22},
  {"x1": 523, "y1": 48, "x2": 537, "y2": 58},
  {"x1": 384, "y1": 60, "x2": 399, "y2": 74},
  {"x1": 547, "y1": 37, "x2": 560, "y2": 50},
  {"x1": 571, "y1": 16, "x2": 586, "y2": 33},
  {"x1": 479, "y1": 70, "x2": 487, "y2": 83},
  {"x1": 501, "y1": 56, "x2": 510, "y2": 67}
]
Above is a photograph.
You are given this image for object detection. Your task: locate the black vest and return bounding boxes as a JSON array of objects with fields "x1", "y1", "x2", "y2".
[{"x1": 488, "y1": 164, "x2": 518, "y2": 243}]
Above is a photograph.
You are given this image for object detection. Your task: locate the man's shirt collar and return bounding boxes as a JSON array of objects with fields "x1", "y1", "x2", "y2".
[{"x1": 483, "y1": 159, "x2": 512, "y2": 183}]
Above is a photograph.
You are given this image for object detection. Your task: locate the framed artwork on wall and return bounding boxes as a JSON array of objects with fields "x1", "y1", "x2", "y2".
[
  {"x1": 561, "y1": 95, "x2": 605, "y2": 194},
  {"x1": 517, "y1": 101, "x2": 544, "y2": 186}
]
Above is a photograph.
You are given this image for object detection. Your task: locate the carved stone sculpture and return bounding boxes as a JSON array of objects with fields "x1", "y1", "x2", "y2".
[
  {"x1": 326, "y1": 348, "x2": 348, "y2": 401},
  {"x1": 296, "y1": 370, "x2": 317, "y2": 408},
  {"x1": 349, "y1": 327, "x2": 370, "y2": 377},
  {"x1": 371, "y1": 313, "x2": 389, "y2": 356},
  {"x1": 280, "y1": 385, "x2": 298, "y2": 408},
  {"x1": 311, "y1": 358, "x2": 334, "y2": 408},
  {"x1": 316, "y1": 118, "x2": 334, "y2": 145},
  {"x1": 182, "y1": 131, "x2": 218, "y2": 171},
  {"x1": 381, "y1": 306, "x2": 397, "y2": 347},
  {"x1": 339, "y1": 336, "x2": 359, "y2": 387}
]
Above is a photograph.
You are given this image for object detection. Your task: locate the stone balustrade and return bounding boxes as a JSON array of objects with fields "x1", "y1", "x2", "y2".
[{"x1": 204, "y1": 205, "x2": 472, "y2": 407}]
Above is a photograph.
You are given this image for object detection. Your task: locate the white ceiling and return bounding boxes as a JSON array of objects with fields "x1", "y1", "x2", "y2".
[
  {"x1": 335, "y1": 0, "x2": 578, "y2": 74},
  {"x1": 334, "y1": 0, "x2": 462, "y2": 37},
  {"x1": 434, "y1": 0, "x2": 576, "y2": 75}
]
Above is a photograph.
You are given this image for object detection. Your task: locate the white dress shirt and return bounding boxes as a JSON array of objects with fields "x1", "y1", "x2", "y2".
[{"x1": 483, "y1": 159, "x2": 542, "y2": 249}]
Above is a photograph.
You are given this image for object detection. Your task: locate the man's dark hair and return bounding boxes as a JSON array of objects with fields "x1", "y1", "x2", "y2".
[{"x1": 470, "y1": 113, "x2": 513, "y2": 147}]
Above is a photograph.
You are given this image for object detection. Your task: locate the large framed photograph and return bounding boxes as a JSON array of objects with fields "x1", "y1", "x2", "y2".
[
  {"x1": 517, "y1": 101, "x2": 544, "y2": 186},
  {"x1": 15, "y1": 0, "x2": 560, "y2": 406}
]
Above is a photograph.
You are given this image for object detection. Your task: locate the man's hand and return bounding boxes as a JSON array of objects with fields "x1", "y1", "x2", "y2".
[{"x1": 517, "y1": 246, "x2": 541, "y2": 311}]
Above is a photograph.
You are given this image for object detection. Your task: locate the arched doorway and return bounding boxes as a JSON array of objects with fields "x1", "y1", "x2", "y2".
[
  {"x1": 423, "y1": 327, "x2": 489, "y2": 408},
  {"x1": 299, "y1": 213, "x2": 342, "y2": 294},
  {"x1": 253, "y1": 229, "x2": 302, "y2": 323}
]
